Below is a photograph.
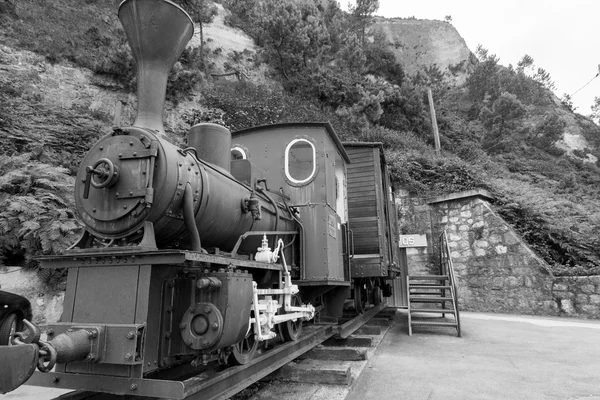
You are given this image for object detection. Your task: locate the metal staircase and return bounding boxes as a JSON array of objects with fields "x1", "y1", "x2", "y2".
[{"x1": 407, "y1": 231, "x2": 461, "y2": 337}]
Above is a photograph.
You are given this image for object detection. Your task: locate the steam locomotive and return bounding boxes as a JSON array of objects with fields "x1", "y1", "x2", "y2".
[{"x1": 0, "y1": 0, "x2": 400, "y2": 397}]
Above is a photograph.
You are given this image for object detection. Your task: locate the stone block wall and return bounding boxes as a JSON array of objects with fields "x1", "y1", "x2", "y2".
[
  {"x1": 397, "y1": 195, "x2": 435, "y2": 277},
  {"x1": 552, "y1": 276, "x2": 600, "y2": 318},
  {"x1": 396, "y1": 189, "x2": 600, "y2": 319},
  {"x1": 431, "y1": 196, "x2": 557, "y2": 316}
]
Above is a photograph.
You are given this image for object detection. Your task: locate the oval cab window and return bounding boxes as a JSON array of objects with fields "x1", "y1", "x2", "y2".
[{"x1": 285, "y1": 139, "x2": 316, "y2": 185}]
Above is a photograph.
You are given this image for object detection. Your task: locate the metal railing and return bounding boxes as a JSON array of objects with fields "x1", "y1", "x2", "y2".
[{"x1": 439, "y1": 230, "x2": 461, "y2": 335}]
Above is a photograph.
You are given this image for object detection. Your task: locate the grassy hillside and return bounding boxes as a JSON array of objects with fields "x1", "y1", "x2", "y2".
[{"x1": 1, "y1": 0, "x2": 600, "y2": 277}]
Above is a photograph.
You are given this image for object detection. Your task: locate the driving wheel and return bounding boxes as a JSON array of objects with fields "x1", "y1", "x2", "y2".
[
  {"x1": 281, "y1": 294, "x2": 303, "y2": 342},
  {"x1": 230, "y1": 322, "x2": 258, "y2": 365}
]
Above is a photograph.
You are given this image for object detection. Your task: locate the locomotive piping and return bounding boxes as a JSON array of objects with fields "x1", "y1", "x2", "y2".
[
  {"x1": 183, "y1": 182, "x2": 202, "y2": 252},
  {"x1": 285, "y1": 202, "x2": 306, "y2": 280},
  {"x1": 255, "y1": 181, "x2": 279, "y2": 246}
]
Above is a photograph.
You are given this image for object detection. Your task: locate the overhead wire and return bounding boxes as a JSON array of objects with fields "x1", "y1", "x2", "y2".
[{"x1": 569, "y1": 64, "x2": 600, "y2": 97}]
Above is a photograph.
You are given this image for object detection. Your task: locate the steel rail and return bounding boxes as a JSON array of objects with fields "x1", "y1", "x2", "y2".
[
  {"x1": 336, "y1": 302, "x2": 386, "y2": 339},
  {"x1": 45, "y1": 325, "x2": 333, "y2": 400},
  {"x1": 183, "y1": 325, "x2": 334, "y2": 400},
  {"x1": 43, "y1": 307, "x2": 386, "y2": 400}
]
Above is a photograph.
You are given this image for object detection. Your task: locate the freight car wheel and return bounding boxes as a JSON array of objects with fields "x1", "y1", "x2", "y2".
[
  {"x1": 373, "y1": 286, "x2": 383, "y2": 306},
  {"x1": 281, "y1": 294, "x2": 303, "y2": 342},
  {"x1": 230, "y1": 325, "x2": 258, "y2": 365},
  {"x1": 353, "y1": 281, "x2": 366, "y2": 314}
]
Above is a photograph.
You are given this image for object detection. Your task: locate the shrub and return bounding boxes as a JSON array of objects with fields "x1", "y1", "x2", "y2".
[
  {"x1": 379, "y1": 80, "x2": 429, "y2": 136},
  {"x1": 0, "y1": 0, "x2": 16, "y2": 18},
  {"x1": 528, "y1": 113, "x2": 565, "y2": 153},
  {"x1": 364, "y1": 43, "x2": 405, "y2": 86},
  {"x1": 4, "y1": 1, "x2": 135, "y2": 86},
  {"x1": 0, "y1": 154, "x2": 81, "y2": 268}
]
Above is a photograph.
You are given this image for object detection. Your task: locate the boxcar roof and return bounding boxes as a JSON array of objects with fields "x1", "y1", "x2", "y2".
[
  {"x1": 233, "y1": 122, "x2": 351, "y2": 164},
  {"x1": 342, "y1": 141, "x2": 387, "y2": 164}
]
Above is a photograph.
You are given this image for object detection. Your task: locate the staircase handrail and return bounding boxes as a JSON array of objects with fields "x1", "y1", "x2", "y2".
[
  {"x1": 438, "y1": 231, "x2": 447, "y2": 276},
  {"x1": 440, "y1": 230, "x2": 460, "y2": 329}
]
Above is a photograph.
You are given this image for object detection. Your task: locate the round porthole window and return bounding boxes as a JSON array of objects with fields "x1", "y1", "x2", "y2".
[
  {"x1": 285, "y1": 139, "x2": 316, "y2": 185},
  {"x1": 231, "y1": 146, "x2": 247, "y2": 160}
]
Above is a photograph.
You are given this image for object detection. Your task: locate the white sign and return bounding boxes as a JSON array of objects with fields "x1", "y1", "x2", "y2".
[{"x1": 398, "y1": 234, "x2": 428, "y2": 248}]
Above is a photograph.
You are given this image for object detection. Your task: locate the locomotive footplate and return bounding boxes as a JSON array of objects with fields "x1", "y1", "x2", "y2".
[
  {"x1": 37, "y1": 250, "x2": 283, "y2": 271},
  {"x1": 27, "y1": 371, "x2": 187, "y2": 399},
  {"x1": 26, "y1": 304, "x2": 387, "y2": 400},
  {"x1": 29, "y1": 324, "x2": 335, "y2": 400}
]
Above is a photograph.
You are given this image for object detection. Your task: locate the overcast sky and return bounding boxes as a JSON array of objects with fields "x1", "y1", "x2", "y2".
[{"x1": 359, "y1": 0, "x2": 599, "y2": 114}]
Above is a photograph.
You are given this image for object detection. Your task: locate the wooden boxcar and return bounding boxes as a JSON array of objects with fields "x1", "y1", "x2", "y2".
[{"x1": 343, "y1": 142, "x2": 402, "y2": 311}]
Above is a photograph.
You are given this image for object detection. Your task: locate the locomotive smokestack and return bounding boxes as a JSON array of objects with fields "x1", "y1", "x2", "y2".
[{"x1": 118, "y1": 0, "x2": 194, "y2": 136}]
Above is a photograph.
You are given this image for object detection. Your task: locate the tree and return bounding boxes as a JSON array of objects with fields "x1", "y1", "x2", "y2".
[
  {"x1": 530, "y1": 113, "x2": 566, "y2": 153},
  {"x1": 348, "y1": 0, "x2": 380, "y2": 46},
  {"x1": 259, "y1": 0, "x2": 307, "y2": 79},
  {"x1": 466, "y1": 45, "x2": 501, "y2": 104},
  {"x1": 319, "y1": 0, "x2": 349, "y2": 54},
  {"x1": 591, "y1": 96, "x2": 600, "y2": 125},
  {"x1": 379, "y1": 81, "x2": 429, "y2": 135},
  {"x1": 364, "y1": 41, "x2": 404, "y2": 86},
  {"x1": 174, "y1": 0, "x2": 218, "y2": 57},
  {"x1": 481, "y1": 91, "x2": 526, "y2": 133},
  {"x1": 444, "y1": 15, "x2": 452, "y2": 23},
  {"x1": 257, "y1": 0, "x2": 329, "y2": 79},
  {"x1": 337, "y1": 33, "x2": 366, "y2": 73},
  {"x1": 532, "y1": 67, "x2": 556, "y2": 92},
  {"x1": 516, "y1": 54, "x2": 534, "y2": 73},
  {"x1": 515, "y1": 54, "x2": 556, "y2": 91},
  {"x1": 479, "y1": 92, "x2": 526, "y2": 152},
  {"x1": 297, "y1": 1, "x2": 331, "y2": 68},
  {"x1": 560, "y1": 93, "x2": 575, "y2": 112}
]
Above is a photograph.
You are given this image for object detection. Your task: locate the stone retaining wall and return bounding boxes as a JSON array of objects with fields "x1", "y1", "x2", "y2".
[
  {"x1": 397, "y1": 190, "x2": 600, "y2": 319},
  {"x1": 552, "y1": 276, "x2": 600, "y2": 318}
]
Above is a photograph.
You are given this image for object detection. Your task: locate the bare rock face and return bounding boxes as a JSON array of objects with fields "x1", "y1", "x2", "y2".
[
  {"x1": 371, "y1": 18, "x2": 472, "y2": 84},
  {"x1": 0, "y1": 267, "x2": 64, "y2": 326}
]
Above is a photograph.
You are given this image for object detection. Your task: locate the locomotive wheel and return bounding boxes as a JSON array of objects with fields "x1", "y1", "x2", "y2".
[
  {"x1": 353, "y1": 281, "x2": 366, "y2": 314},
  {"x1": 230, "y1": 324, "x2": 258, "y2": 365},
  {"x1": 281, "y1": 294, "x2": 303, "y2": 342},
  {"x1": 373, "y1": 285, "x2": 383, "y2": 306}
]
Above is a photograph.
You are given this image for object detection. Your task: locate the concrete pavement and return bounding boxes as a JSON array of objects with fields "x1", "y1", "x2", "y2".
[{"x1": 347, "y1": 311, "x2": 600, "y2": 400}]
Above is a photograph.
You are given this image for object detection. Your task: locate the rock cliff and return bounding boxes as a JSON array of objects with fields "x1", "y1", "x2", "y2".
[{"x1": 371, "y1": 17, "x2": 472, "y2": 83}]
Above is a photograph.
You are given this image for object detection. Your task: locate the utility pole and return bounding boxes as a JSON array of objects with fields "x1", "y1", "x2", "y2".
[
  {"x1": 428, "y1": 88, "x2": 441, "y2": 156},
  {"x1": 113, "y1": 100, "x2": 122, "y2": 127}
]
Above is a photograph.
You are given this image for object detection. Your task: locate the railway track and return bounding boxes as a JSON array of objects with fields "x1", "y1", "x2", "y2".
[{"x1": 29, "y1": 304, "x2": 387, "y2": 400}]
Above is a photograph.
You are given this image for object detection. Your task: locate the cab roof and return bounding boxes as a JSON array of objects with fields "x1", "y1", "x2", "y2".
[{"x1": 233, "y1": 122, "x2": 351, "y2": 164}]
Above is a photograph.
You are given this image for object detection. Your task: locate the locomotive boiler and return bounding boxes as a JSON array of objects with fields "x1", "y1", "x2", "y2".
[{"x1": 75, "y1": 2, "x2": 295, "y2": 254}]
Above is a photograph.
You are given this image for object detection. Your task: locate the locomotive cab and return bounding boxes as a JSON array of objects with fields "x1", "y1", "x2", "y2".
[{"x1": 232, "y1": 123, "x2": 352, "y2": 317}]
